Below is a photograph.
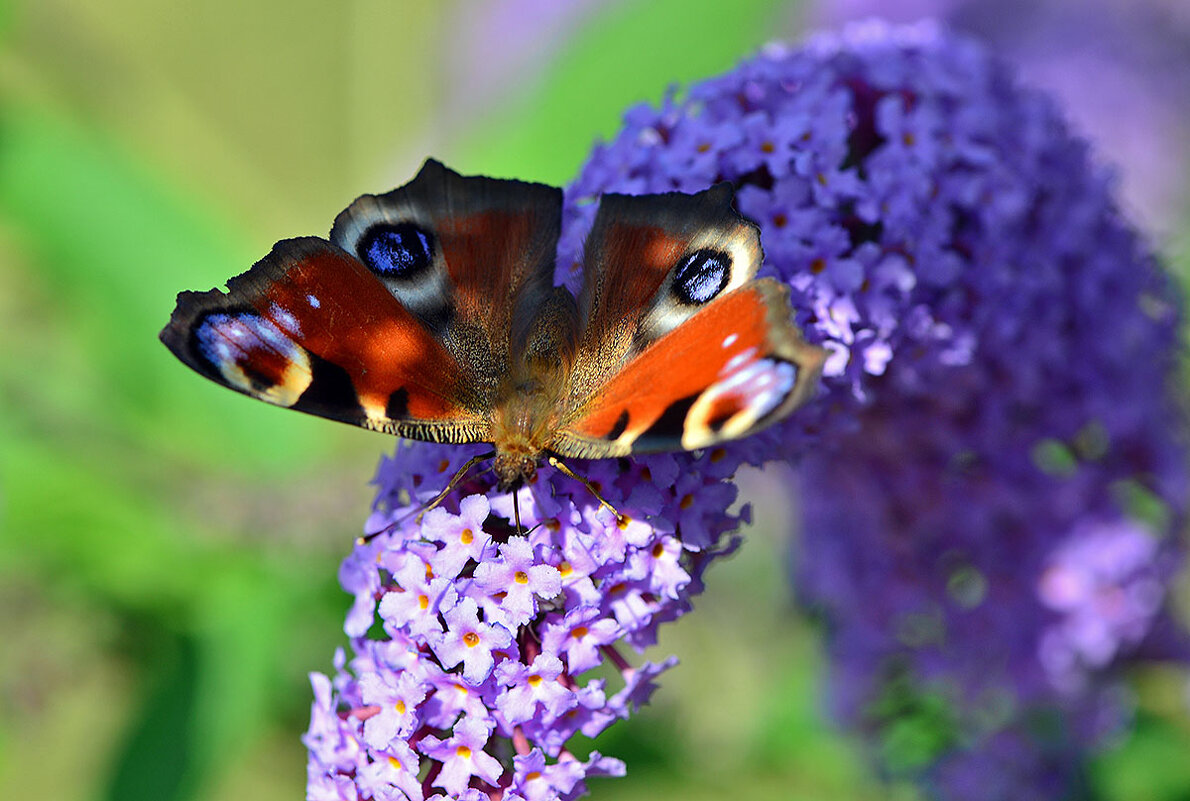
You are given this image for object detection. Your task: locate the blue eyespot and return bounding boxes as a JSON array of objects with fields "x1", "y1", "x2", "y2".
[
  {"x1": 673, "y1": 249, "x2": 731, "y2": 304},
  {"x1": 360, "y1": 222, "x2": 434, "y2": 278}
]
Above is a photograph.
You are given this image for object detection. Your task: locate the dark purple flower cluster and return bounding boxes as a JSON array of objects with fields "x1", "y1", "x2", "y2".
[
  {"x1": 305, "y1": 441, "x2": 750, "y2": 800},
  {"x1": 808, "y1": 0, "x2": 1190, "y2": 235},
  {"x1": 564, "y1": 18, "x2": 1187, "y2": 799}
]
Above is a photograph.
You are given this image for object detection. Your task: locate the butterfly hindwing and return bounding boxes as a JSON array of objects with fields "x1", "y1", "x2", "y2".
[
  {"x1": 556, "y1": 182, "x2": 825, "y2": 457},
  {"x1": 553, "y1": 279, "x2": 825, "y2": 457},
  {"x1": 160, "y1": 237, "x2": 492, "y2": 443}
]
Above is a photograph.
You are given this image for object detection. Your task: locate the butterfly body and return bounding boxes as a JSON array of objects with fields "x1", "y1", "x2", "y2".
[{"x1": 162, "y1": 161, "x2": 826, "y2": 488}]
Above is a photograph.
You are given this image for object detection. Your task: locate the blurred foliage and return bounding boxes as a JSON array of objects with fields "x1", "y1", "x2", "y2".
[{"x1": 0, "y1": 2, "x2": 1187, "y2": 801}]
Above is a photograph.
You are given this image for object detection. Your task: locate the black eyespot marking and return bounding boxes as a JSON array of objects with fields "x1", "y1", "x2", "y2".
[
  {"x1": 673, "y1": 249, "x2": 731, "y2": 305},
  {"x1": 386, "y1": 387, "x2": 410, "y2": 420},
  {"x1": 294, "y1": 354, "x2": 360, "y2": 416},
  {"x1": 635, "y1": 395, "x2": 699, "y2": 450},
  {"x1": 606, "y1": 409, "x2": 630, "y2": 441},
  {"x1": 359, "y1": 222, "x2": 434, "y2": 278}
]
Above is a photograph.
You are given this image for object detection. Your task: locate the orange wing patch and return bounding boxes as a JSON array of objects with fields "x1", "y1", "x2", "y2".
[{"x1": 553, "y1": 279, "x2": 825, "y2": 458}]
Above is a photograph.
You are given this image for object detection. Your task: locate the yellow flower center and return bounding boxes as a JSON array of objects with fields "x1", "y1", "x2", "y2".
[
  {"x1": 514, "y1": 570, "x2": 530, "y2": 584},
  {"x1": 463, "y1": 631, "x2": 480, "y2": 647},
  {"x1": 461, "y1": 527, "x2": 473, "y2": 544}
]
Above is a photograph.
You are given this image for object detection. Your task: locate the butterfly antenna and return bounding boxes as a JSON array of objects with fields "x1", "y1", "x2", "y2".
[
  {"x1": 414, "y1": 451, "x2": 495, "y2": 524},
  {"x1": 546, "y1": 455, "x2": 624, "y2": 524}
]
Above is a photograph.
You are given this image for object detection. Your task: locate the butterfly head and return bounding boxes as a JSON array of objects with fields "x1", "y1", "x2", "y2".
[{"x1": 492, "y1": 448, "x2": 538, "y2": 492}]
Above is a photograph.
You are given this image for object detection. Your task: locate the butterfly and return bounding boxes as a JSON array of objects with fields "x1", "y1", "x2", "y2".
[{"x1": 161, "y1": 160, "x2": 826, "y2": 497}]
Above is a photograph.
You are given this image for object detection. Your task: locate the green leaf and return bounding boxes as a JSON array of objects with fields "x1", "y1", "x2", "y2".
[{"x1": 102, "y1": 628, "x2": 200, "y2": 801}]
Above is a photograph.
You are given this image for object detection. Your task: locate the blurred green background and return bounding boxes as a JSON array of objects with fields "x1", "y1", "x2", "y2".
[{"x1": 1, "y1": 2, "x2": 1187, "y2": 800}]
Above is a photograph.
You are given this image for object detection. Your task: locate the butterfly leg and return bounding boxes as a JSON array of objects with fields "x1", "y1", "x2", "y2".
[
  {"x1": 546, "y1": 455, "x2": 624, "y2": 524},
  {"x1": 512, "y1": 490, "x2": 523, "y2": 536},
  {"x1": 415, "y1": 450, "x2": 496, "y2": 524}
]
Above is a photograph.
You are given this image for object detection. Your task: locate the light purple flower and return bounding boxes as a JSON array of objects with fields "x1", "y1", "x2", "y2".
[
  {"x1": 472, "y1": 538, "x2": 563, "y2": 628},
  {"x1": 610, "y1": 657, "x2": 680, "y2": 716},
  {"x1": 495, "y1": 653, "x2": 576, "y2": 726},
  {"x1": 378, "y1": 554, "x2": 457, "y2": 639},
  {"x1": 356, "y1": 739, "x2": 424, "y2": 801},
  {"x1": 358, "y1": 668, "x2": 429, "y2": 749},
  {"x1": 540, "y1": 606, "x2": 621, "y2": 675},
  {"x1": 433, "y1": 597, "x2": 515, "y2": 685},
  {"x1": 419, "y1": 716, "x2": 504, "y2": 796},
  {"x1": 421, "y1": 495, "x2": 495, "y2": 580},
  {"x1": 1039, "y1": 519, "x2": 1171, "y2": 690}
]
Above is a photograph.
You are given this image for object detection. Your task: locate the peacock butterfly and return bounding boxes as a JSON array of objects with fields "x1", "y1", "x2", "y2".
[{"x1": 160, "y1": 160, "x2": 826, "y2": 492}]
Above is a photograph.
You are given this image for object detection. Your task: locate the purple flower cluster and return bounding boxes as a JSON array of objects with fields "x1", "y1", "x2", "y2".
[
  {"x1": 305, "y1": 20, "x2": 1188, "y2": 800},
  {"x1": 564, "y1": 18, "x2": 1187, "y2": 799},
  {"x1": 807, "y1": 0, "x2": 1190, "y2": 235},
  {"x1": 305, "y1": 441, "x2": 750, "y2": 800}
]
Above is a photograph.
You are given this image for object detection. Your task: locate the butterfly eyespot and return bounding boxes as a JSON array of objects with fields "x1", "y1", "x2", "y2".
[
  {"x1": 359, "y1": 222, "x2": 434, "y2": 278},
  {"x1": 673, "y1": 248, "x2": 731, "y2": 305},
  {"x1": 193, "y1": 311, "x2": 311, "y2": 405}
]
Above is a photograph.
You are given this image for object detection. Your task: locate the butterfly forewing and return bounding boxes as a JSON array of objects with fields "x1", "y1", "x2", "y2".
[
  {"x1": 160, "y1": 237, "x2": 491, "y2": 443},
  {"x1": 330, "y1": 159, "x2": 564, "y2": 398}
]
